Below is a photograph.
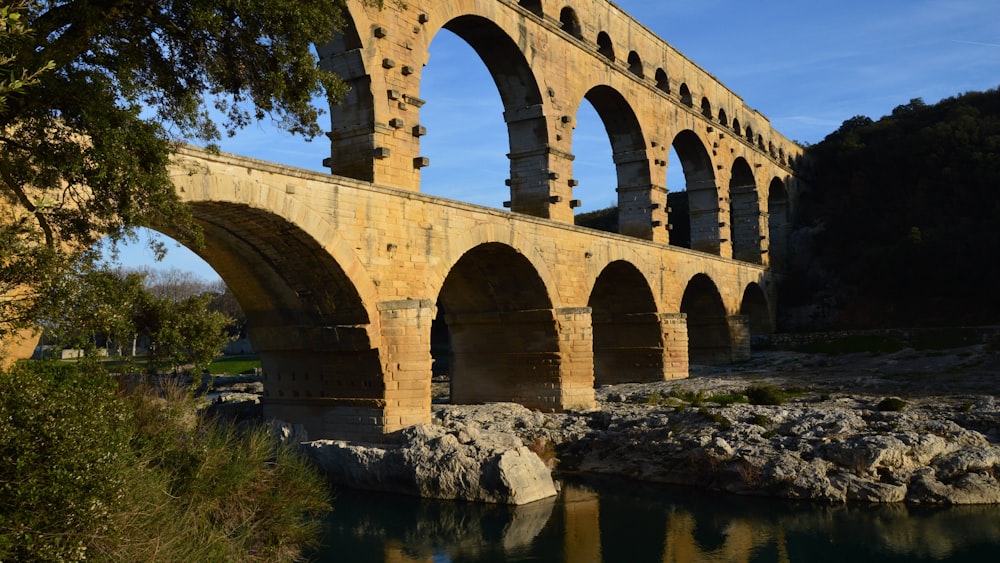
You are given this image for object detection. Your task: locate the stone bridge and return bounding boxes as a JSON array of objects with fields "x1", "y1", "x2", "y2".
[{"x1": 172, "y1": 0, "x2": 803, "y2": 441}]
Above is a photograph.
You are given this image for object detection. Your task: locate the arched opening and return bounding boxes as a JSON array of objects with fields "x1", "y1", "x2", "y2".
[
  {"x1": 767, "y1": 178, "x2": 790, "y2": 271},
  {"x1": 655, "y1": 68, "x2": 670, "y2": 93},
  {"x1": 732, "y1": 118, "x2": 742, "y2": 136},
  {"x1": 588, "y1": 261, "x2": 661, "y2": 385},
  {"x1": 700, "y1": 97, "x2": 712, "y2": 119},
  {"x1": 628, "y1": 51, "x2": 644, "y2": 78},
  {"x1": 680, "y1": 274, "x2": 731, "y2": 365},
  {"x1": 740, "y1": 283, "x2": 773, "y2": 337},
  {"x1": 757, "y1": 135, "x2": 765, "y2": 150},
  {"x1": 435, "y1": 243, "x2": 560, "y2": 408},
  {"x1": 419, "y1": 16, "x2": 547, "y2": 211},
  {"x1": 730, "y1": 158, "x2": 762, "y2": 263},
  {"x1": 679, "y1": 83, "x2": 693, "y2": 107},
  {"x1": 718, "y1": 108, "x2": 728, "y2": 127},
  {"x1": 560, "y1": 7, "x2": 583, "y2": 39},
  {"x1": 575, "y1": 85, "x2": 653, "y2": 239},
  {"x1": 745, "y1": 126, "x2": 755, "y2": 143},
  {"x1": 148, "y1": 204, "x2": 379, "y2": 439},
  {"x1": 518, "y1": 0, "x2": 543, "y2": 17},
  {"x1": 669, "y1": 130, "x2": 720, "y2": 254},
  {"x1": 597, "y1": 32, "x2": 615, "y2": 61}
]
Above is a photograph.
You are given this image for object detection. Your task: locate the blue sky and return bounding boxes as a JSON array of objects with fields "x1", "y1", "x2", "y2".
[{"x1": 110, "y1": 0, "x2": 1000, "y2": 281}]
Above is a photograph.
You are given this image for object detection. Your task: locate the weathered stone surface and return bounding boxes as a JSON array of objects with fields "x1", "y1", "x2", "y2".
[
  {"x1": 433, "y1": 348, "x2": 1000, "y2": 505},
  {"x1": 302, "y1": 422, "x2": 557, "y2": 505}
]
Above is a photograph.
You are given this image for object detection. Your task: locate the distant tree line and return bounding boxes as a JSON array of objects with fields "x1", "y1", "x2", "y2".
[{"x1": 782, "y1": 88, "x2": 1000, "y2": 329}]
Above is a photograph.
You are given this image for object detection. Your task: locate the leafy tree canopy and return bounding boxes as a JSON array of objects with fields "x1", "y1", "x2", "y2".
[
  {"x1": 0, "y1": 0, "x2": 382, "y2": 342},
  {"x1": 788, "y1": 88, "x2": 1000, "y2": 328}
]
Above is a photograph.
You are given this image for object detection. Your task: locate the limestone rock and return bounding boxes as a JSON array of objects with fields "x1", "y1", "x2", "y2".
[{"x1": 303, "y1": 422, "x2": 557, "y2": 505}]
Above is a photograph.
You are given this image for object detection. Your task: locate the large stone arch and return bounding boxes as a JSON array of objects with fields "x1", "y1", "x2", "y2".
[
  {"x1": 730, "y1": 157, "x2": 762, "y2": 263},
  {"x1": 575, "y1": 85, "x2": 656, "y2": 239},
  {"x1": 588, "y1": 261, "x2": 663, "y2": 385},
  {"x1": 670, "y1": 130, "x2": 720, "y2": 255},
  {"x1": 680, "y1": 274, "x2": 731, "y2": 365},
  {"x1": 436, "y1": 242, "x2": 564, "y2": 410},
  {"x1": 153, "y1": 201, "x2": 382, "y2": 440}
]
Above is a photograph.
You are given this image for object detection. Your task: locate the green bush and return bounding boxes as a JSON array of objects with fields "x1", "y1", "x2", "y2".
[
  {"x1": 0, "y1": 362, "x2": 330, "y2": 561},
  {"x1": 744, "y1": 383, "x2": 786, "y2": 406},
  {"x1": 876, "y1": 397, "x2": 908, "y2": 412}
]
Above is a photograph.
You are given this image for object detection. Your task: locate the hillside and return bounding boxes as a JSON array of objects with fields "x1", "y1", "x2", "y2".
[{"x1": 781, "y1": 88, "x2": 1000, "y2": 330}]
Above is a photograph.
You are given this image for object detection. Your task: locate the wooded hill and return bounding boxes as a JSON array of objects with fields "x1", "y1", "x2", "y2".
[{"x1": 783, "y1": 88, "x2": 1000, "y2": 329}]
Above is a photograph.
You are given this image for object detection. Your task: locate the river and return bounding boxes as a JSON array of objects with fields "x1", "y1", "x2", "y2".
[{"x1": 309, "y1": 475, "x2": 1000, "y2": 562}]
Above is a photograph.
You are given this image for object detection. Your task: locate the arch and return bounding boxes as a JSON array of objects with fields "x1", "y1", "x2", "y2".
[
  {"x1": 628, "y1": 51, "x2": 644, "y2": 78},
  {"x1": 580, "y1": 85, "x2": 652, "y2": 238},
  {"x1": 433, "y1": 15, "x2": 548, "y2": 212},
  {"x1": 757, "y1": 134, "x2": 765, "y2": 150},
  {"x1": 745, "y1": 125, "x2": 755, "y2": 143},
  {"x1": 718, "y1": 108, "x2": 728, "y2": 127},
  {"x1": 679, "y1": 83, "x2": 693, "y2": 106},
  {"x1": 560, "y1": 7, "x2": 583, "y2": 39},
  {"x1": 518, "y1": 0, "x2": 543, "y2": 16},
  {"x1": 159, "y1": 201, "x2": 383, "y2": 438},
  {"x1": 670, "y1": 130, "x2": 720, "y2": 254},
  {"x1": 588, "y1": 261, "x2": 662, "y2": 385},
  {"x1": 597, "y1": 31, "x2": 615, "y2": 61},
  {"x1": 655, "y1": 68, "x2": 670, "y2": 93},
  {"x1": 729, "y1": 158, "x2": 762, "y2": 263},
  {"x1": 700, "y1": 97, "x2": 712, "y2": 119},
  {"x1": 740, "y1": 283, "x2": 773, "y2": 336},
  {"x1": 732, "y1": 118, "x2": 742, "y2": 136},
  {"x1": 436, "y1": 243, "x2": 560, "y2": 408},
  {"x1": 767, "y1": 178, "x2": 790, "y2": 270},
  {"x1": 680, "y1": 274, "x2": 731, "y2": 365}
]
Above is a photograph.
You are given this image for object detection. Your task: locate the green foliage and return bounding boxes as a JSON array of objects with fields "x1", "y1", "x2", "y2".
[
  {"x1": 750, "y1": 413, "x2": 772, "y2": 428},
  {"x1": 137, "y1": 291, "x2": 233, "y2": 373},
  {"x1": 876, "y1": 397, "x2": 907, "y2": 412},
  {"x1": 795, "y1": 88, "x2": 1000, "y2": 327},
  {"x1": 0, "y1": 362, "x2": 330, "y2": 561},
  {"x1": 574, "y1": 205, "x2": 619, "y2": 233},
  {"x1": 0, "y1": 362, "x2": 132, "y2": 561},
  {"x1": 744, "y1": 383, "x2": 787, "y2": 406},
  {"x1": 697, "y1": 407, "x2": 732, "y2": 430},
  {"x1": 707, "y1": 393, "x2": 747, "y2": 406},
  {"x1": 1, "y1": 0, "x2": 369, "y2": 341}
]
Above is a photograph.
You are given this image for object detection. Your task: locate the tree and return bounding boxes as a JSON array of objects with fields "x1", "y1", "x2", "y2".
[
  {"x1": 37, "y1": 257, "x2": 146, "y2": 354},
  {"x1": 0, "y1": 0, "x2": 383, "y2": 344},
  {"x1": 135, "y1": 290, "x2": 233, "y2": 373}
]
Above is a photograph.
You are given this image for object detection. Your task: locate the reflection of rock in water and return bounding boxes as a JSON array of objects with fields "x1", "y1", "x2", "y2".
[{"x1": 317, "y1": 487, "x2": 555, "y2": 562}]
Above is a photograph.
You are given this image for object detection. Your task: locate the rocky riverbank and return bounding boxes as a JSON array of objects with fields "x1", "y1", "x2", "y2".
[
  {"x1": 432, "y1": 345, "x2": 1000, "y2": 504},
  {"x1": 208, "y1": 344, "x2": 1000, "y2": 505}
]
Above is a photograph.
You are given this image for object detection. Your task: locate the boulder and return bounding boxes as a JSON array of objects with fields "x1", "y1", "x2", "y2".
[{"x1": 303, "y1": 422, "x2": 557, "y2": 505}]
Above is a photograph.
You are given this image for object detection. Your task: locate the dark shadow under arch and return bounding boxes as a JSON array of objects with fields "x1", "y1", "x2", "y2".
[
  {"x1": 589, "y1": 261, "x2": 662, "y2": 385},
  {"x1": 768, "y1": 178, "x2": 790, "y2": 271},
  {"x1": 730, "y1": 157, "x2": 762, "y2": 263},
  {"x1": 680, "y1": 274, "x2": 731, "y2": 365},
  {"x1": 436, "y1": 243, "x2": 560, "y2": 408},
  {"x1": 740, "y1": 283, "x2": 773, "y2": 336}
]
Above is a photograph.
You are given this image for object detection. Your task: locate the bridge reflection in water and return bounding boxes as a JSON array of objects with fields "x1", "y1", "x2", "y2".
[{"x1": 312, "y1": 477, "x2": 1000, "y2": 562}]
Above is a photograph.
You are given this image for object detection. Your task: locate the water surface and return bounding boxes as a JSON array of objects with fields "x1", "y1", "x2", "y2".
[{"x1": 311, "y1": 476, "x2": 1000, "y2": 562}]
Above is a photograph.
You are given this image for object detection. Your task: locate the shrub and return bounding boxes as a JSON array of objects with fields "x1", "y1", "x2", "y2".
[
  {"x1": 745, "y1": 383, "x2": 786, "y2": 406},
  {"x1": 876, "y1": 397, "x2": 907, "y2": 412},
  {"x1": 708, "y1": 393, "x2": 746, "y2": 406},
  {"x1": 0, "y1": 362, "x2": 330, "y2": 561}
]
